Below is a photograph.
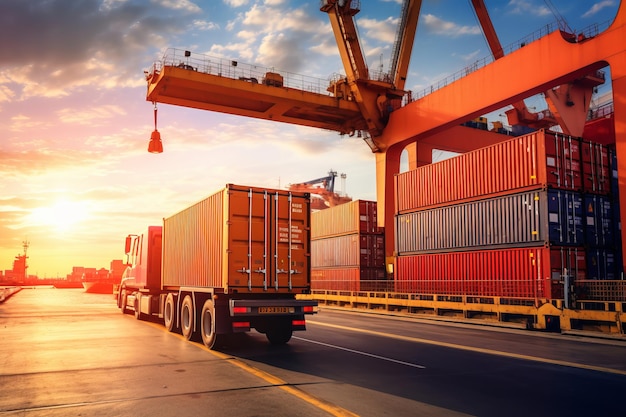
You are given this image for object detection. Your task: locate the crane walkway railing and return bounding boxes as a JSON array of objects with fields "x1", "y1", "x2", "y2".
[
  {"x1": 149, "y1": 48, "x2": 331, "y2": 96},
  {"x1": 412, "y1": 19, "x2": 612, "y2": 102}
]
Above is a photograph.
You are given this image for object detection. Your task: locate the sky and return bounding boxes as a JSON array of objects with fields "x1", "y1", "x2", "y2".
[{"x1": 0, "y1": 0, "x2": 620, "y2": 278}]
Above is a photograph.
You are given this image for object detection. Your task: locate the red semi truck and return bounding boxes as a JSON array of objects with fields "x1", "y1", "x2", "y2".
[{"x1": 117, "y1": 184, "x2": 318, "y2": 348}]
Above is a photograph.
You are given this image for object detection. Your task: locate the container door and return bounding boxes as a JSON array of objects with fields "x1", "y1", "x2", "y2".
[
  {"x1": 547, "y1": 190, "x2": 583, "y2": 245},
  {"x1": 271, "y1": 190, "x2": 310, "y2": 291}
]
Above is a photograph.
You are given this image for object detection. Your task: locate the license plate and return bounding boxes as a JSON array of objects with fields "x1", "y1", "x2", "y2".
[{"x1": 258, "y1": 306, "x2": 295, "y2": 314}]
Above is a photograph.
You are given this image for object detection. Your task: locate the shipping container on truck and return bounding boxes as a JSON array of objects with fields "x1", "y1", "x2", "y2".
[{"x1": 117, "y1": 184, "x2": 318, "y2": 348}]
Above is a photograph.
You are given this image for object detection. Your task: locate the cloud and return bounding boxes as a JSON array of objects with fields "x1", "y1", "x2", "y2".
[
  {"x1": 224, "y1": 0, "x2": 249, "y2": 7},
  {"x1": 582, "y1": 0, "x2": 616, "y2": 18},
  {"x1": 507, "y1": 0, "x2": 551, "y2": 17},
  {"x1": 422, "y1": 14, "x2": 481, "y2": 37},
  {"x1": 358, "y1": 17, "x2": 399, "y2": 44},
  {"x1": 156, "y1": 0, "x2": 201, "y2": 13},
  {"x1": 57, "y1": 105, "x2": 127, "y2": 126},
  {"x1": 193, "y1": 19, "x2": 220, "y2": 30},
  {"x1": 0, "y1": 0, "x2": 200, "y2": 99}
]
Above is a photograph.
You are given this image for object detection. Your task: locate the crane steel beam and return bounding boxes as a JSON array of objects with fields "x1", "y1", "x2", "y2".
[
  {"x1": 390, "y1": 0, "x2": 422, "y2": 91},
  {"x1": 471, "y1": 0, "x2": 504, "y2": 59},
  {"x1": 146, "y1": 66, "x2": 368, "y2": 135},
  {"x1": 470, "y1": 0, "x2": 602, "y2": 137},
  {"x1": 376, "y1": 4, "x2": 626, "y2": 263},
  {"x1": 324, "y1": 0, "x2": 388, "y2": 139}
]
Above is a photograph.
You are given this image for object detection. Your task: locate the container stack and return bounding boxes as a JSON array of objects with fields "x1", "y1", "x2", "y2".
[
  {"x1": 394, "y1": 130, "x2": 622, "y2": 299},
  {"x1": 311, "y1": 200, "x2": 386, "y2": 291}
]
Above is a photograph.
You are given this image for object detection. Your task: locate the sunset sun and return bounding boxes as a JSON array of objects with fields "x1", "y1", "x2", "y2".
[{"x1": 29, "y1": 200, "x2": 90, "y2": 232}]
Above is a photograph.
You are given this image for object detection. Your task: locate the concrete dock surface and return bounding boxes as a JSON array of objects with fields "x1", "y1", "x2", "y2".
[{"x1": 0, "y1": 288, "x2": 333, "y2": 417}]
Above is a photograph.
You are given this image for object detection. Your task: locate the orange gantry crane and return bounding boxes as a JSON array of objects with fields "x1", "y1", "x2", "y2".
[{"x1": 146, "y1": 0, "x2": 626, "y2": 269}]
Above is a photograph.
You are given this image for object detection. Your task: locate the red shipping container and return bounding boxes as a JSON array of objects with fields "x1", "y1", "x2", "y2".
[
  {"x1": 311, "y1": 234, "x2": 385, "y2": 269},
  {"x1": 395, "y1": 246, "x2": 586, "y2": 299},
  {"x1": 581, "y1": 140, "x2": 610, "y2": 194},
  {"x1": 311, "y1": 267, "x2": 387, "y2": 291},
  {"x1": 312, "y1": 200, "x2": 380, "y2": 238},
  {"x1": 396, "y1": 130, "x2": 582, "y2": 213}
]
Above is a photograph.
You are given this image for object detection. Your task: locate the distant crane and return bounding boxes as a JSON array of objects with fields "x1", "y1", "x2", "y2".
[{"x1": 288, "y1": 170, "x2": 352, "y2": 210}]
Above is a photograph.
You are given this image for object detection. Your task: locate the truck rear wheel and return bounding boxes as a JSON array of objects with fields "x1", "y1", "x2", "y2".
[
  {"x1": 200, "y1": 299, "x2": 218, "y2": 349},
  {"x1": 133, "y1": 293, "x2": 143, "y2": 320},
  {"x1": 120, "y1": 289, "x2": 130, "y2": 314},
  {"x1": 266, "y1": 322, "x2": 292, "y2": 345},
  {"x1": 181, "y1": 295, "x2": 195, "y2": 341},
  {"x1": 164, "y1": 293, "x2": 177, "y2": 332}
]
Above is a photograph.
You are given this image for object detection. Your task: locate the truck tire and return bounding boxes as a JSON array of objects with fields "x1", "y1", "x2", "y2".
[
  {"x1": 181, "y1": 295, "x2": 195, "y2": 341},
  {"x1": 164, "y1": 293, "x2": 177, "y2": 332},
  {"x1": 133, "y1": 293, "x2": 143, "y2": 320},
  {"x1": 120, "y1": 289, "x2": 130, "y2": 314},
  {"x1": 200, "y1": 299, "x2": 218, "y2": 349},
  {"x1": 266, "y1": 322, "x2": 292, "y2": 345}
]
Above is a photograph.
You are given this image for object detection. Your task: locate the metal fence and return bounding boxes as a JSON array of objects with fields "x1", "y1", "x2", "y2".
[
  {"x1": 311, "y1": 279, "x2": 626, "y2": 302},
  {"x1": 149, "y1": 48, "x2": 331, "y2": 95}
]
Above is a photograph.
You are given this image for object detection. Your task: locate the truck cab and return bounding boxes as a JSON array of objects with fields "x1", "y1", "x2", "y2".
[{"x1": 118, "y1": 226, "x2": 162, "y2": 309}]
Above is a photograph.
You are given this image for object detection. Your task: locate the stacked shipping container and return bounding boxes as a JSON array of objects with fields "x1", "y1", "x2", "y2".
[
  {"x1": 311, "y1": 200, "x2": 386, "y2": 291},
  {"x1": 395, "y1": 130, "x2": 622, "y2": 299}
]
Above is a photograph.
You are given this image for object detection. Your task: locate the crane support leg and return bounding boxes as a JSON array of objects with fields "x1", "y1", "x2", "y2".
[{"x1": 544, "y1": 83, "x2": 596, "y2": 137}]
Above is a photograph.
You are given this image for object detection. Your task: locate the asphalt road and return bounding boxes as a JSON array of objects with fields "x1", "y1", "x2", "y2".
[{"x1": 1, "y1": 288, "x2": 625, "y2": 417}]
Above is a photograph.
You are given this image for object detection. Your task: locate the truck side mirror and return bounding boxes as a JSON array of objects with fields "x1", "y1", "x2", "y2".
[{"x1": 125, "y1": 236, "x2": 132, "y2": 255}]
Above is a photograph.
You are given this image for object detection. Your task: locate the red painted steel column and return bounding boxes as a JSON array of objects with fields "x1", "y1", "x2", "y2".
[
  {"x1": 613, "y1": 75, "x2": 626, "y2": 274},
  {"x1": 376, "y1": 143, "x2": 403, "y2": 273}
]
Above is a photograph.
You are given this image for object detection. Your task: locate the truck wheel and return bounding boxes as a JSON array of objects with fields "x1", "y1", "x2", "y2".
[
  {"x1": 200, "y1": 299, "x2": 218, "y2": 349},
  {"x1": 117, "y1": 287, "x2": 123, "y2": 309},
  {"x1": 120, "y1": 289, "x2": 130, "y2": 314},
  {"x1": 181, "y1": 295, "x2": 195, "y2": 341},
  {"x1": 164, "y1": 293, "x2": 178, "y2": 332},
  {"x1": 266, "y1": 324, "x2": 292, "y2": 345},
  {"x1": 133, "y1": 293, "x2": 143, "y2": 320}
]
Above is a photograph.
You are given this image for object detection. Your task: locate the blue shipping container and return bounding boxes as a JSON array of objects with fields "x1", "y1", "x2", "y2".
[{"x1": 583, "y1": 194, "x2": 614, "y2": 247}]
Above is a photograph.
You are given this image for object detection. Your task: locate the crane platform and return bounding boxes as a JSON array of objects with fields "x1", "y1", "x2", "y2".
[{"x1": 146, "y1": 49, "x2": 367, "y2": 135}]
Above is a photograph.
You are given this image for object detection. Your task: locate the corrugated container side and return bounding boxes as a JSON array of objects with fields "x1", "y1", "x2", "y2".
[
  {"x1": 311, "y1": 200, "x2": 379, "y2": 238},
  {"x1": 162, "y1": 188, "x2": 226, "y2": 288},
  {"x1": 545, "y1": 134, "x2": 582, "y2": 190},
  {"x1": 395, "y1": 131, "x2": 583, "y2": 213},
  {"x1": 586, "y1": 248, "x2": 616, "y2": 280},
  {"x1": 582, "y1": 141, "x2": 610, "y2": 194},
  {"x1": 547, "y1": 191, "x2": 583, "y2": 245},
  {"x1": 395, "y1": 247, "x2": 585, "y2": 299},
  {"x1": 583, "y1": 194, "x2": 614, "y2": 247},
  {"x1": 311, "y1": 233, "x2": 385, "y2": 268},
  {"x1": 311, "y1": 267, "x2": 387, "y2": 291},
  {"x1": 312, "y1": 267, "x2": 361, "y2": 291},
  {"x1": 610, "y1": 146, "x2": 618, "y2": 196},
  {"x1": 396, "y1": 190, "x2": 584, "y2": 254},
  {"x1": 162, "y1": 185, "x2": 310, "y2": 292}
]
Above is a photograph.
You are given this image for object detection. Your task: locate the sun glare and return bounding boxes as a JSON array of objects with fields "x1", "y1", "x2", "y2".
[{"x1": 29, "y1": 200, "x2": 90, "y2": 232}]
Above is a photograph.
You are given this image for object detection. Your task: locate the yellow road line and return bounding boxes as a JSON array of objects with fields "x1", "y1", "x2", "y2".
[
  {"x1": 308, "y1": 320, "x2": 626, "y2": 377},
  {"x1": 144, "y1": 321, "x2": 359, "y2": 417}
]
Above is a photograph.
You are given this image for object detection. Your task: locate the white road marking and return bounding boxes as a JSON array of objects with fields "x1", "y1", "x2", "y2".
[
  {"x1": 293, "y1": 336, "x2": 426, "y2": 369},
  {"x1": 306, "y1": 320, "x2": 626, "y2": 376}
]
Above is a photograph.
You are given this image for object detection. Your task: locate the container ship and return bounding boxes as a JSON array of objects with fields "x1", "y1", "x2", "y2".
[{"x1": 81, "y1": 260, "x2": 126, "y2": 294}]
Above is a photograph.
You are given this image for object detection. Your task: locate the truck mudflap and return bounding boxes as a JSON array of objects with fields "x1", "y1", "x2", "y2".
[{"x1": 229, "y1": 299, "x2": 318, "y2": 317}]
